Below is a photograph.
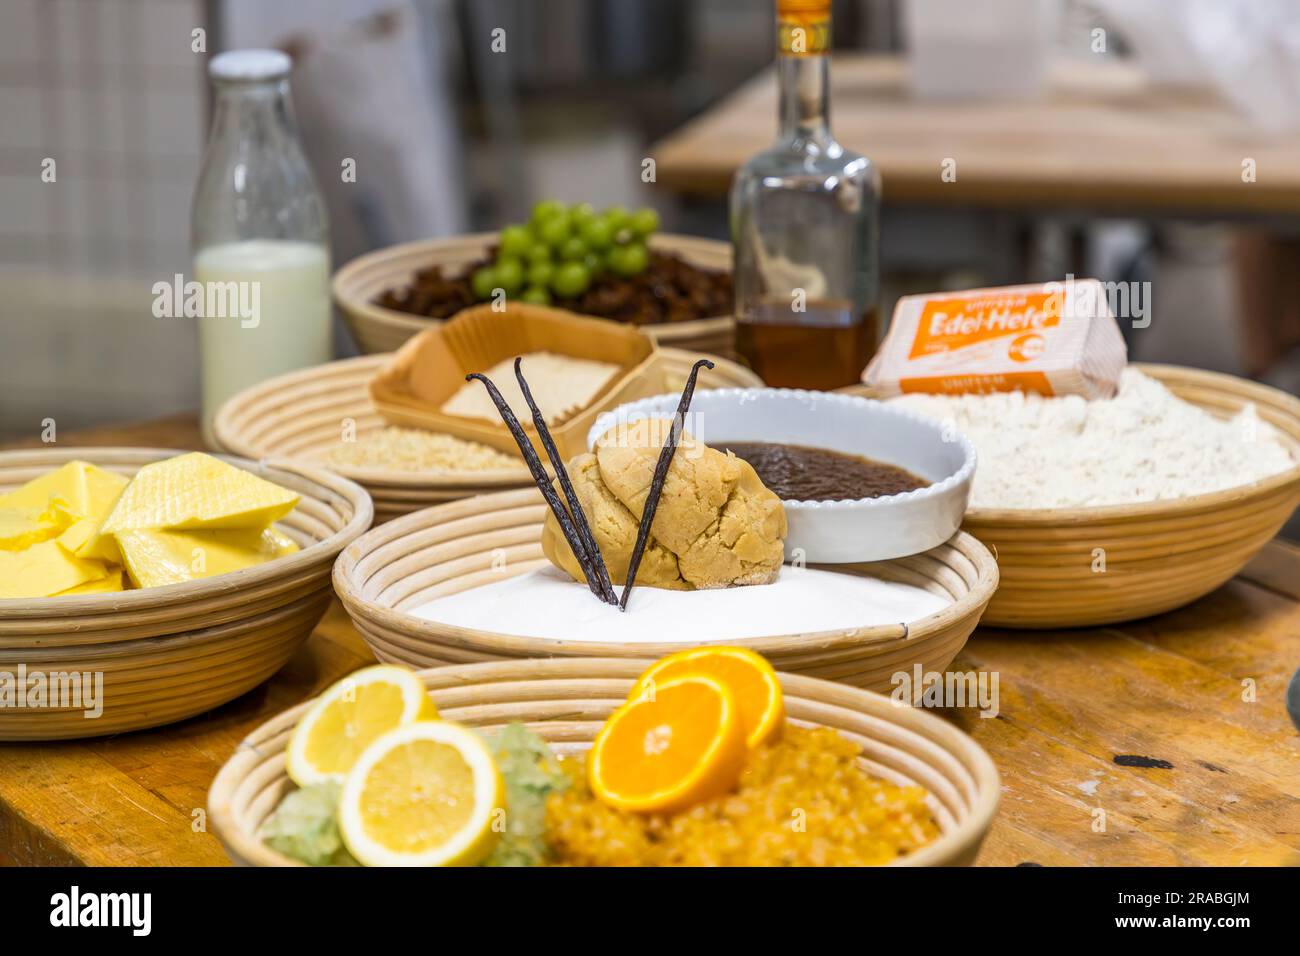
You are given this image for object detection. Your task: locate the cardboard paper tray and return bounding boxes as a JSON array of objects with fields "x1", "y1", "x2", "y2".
[{"x1": 371, "y1": 303, "x2": 676, "y2": 460}]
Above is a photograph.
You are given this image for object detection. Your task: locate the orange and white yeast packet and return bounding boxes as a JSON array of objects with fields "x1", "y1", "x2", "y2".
[{"x1": 863, "y1": 279, "x2": 1127, "y2": 399}]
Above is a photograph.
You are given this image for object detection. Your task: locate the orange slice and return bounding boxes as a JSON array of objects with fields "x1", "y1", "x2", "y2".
[
  {"x1": 588, "y1": 675, "x2": 747, "y2": 814},
  {"x1": 629, "y1": 646, "x2": 785, "y2": 748}
]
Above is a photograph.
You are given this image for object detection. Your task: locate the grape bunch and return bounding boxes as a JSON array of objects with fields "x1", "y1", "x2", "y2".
[{"x1": 471, "y1": 201, "x2": 661, "y2": 305}]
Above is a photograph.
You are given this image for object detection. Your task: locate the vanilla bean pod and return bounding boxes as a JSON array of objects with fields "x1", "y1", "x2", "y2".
[
  {"x1": 513, "y1": 357, "x2": 618, "y2": 605},
  {"x1": 620, "y1": 358, "x2": 715, "y2": 610},
  {"x1": 466, "y1": 371, "x2": 611, "y2": 603}
]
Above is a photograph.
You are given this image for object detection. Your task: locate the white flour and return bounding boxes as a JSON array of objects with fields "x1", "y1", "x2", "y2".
[
  {"x1": 889, "y1": 368, "x2": 1295, "y2": 509},
  {"x1": 409, "y1": 565, "x2": 949, "y2": 643}
]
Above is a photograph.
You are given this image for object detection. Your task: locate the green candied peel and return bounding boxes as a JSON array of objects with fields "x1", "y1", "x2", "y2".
[
  {"x1": 480, "y1": 722, "x2": 570, "y2": 867},
  {"x1": 259, "y1": 722, "x2": 567, "y2": 867},
  {"x1": 261, "y1": 781, "x2": 359, "y2": 867}
]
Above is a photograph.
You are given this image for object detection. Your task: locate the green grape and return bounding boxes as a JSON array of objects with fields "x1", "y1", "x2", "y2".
[
  {"x1": 537, "y1": 214, "x2": 572, "y2": 249},
  {"x1": 527, "y1": 261, "x2": 554, "y2": 289},
  {"x1": 579, "y1": 217, "x2": 614, "y2": 251},
  {"x1": 570, "y1": 202, "x2": 596, "y2": 225},
  {"x1": 499, "y1": 224, "x2": 532, "y2": 259},
  {"x1": 470, "y1": 266, "x2": 497, "y2": 301},
  {"x1": 520, "y1": 286, "x2": 551, "y2": 305},
  {"x1": 559, "y1": 236, "x2": 588, "y2": 262},
  {"x1": 494, "y1": 257, "x2": 524, "y2": 295},
  {"x1": 623, "y1": 242, "x2": 650, "y2": 275},
  {"x1": 629, "y1": 207, "x2": 660, "y2": 238},
  {"x1": 609, "y1": 242, "x2": 649, "y2": 277},
  {"x1": 524, "y1": 242, "x2": 551, "y2": 265},
  {"x1": 530, "y1": 200, "x2": 565, "y2": 225},
  {"x1": 605, "y1": 246, "x2": 630, "y2": 277},
  {"x1": 583, "y1": 251, "x2": 604, "y2": 278},
  {"x1": 603, "y1": 205, "x2": 630, "y2": 235},
  {"x1": 552, "y1": 261, "x2": 591, "y2": 298}
]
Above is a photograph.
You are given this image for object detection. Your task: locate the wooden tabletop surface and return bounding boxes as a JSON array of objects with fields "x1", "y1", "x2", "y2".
[
  {"x1": 651, "y1": 55, "x2": 1300, "y2": 215},
  {"x1": 1, "y1": 415, "x2": 1297, "y2": 866}
]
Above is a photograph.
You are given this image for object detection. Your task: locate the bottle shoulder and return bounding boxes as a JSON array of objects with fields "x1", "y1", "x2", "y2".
[
  {"x1": 192, "y1": 137, "x2": 327, "y2": 246},
  {"x1": 734, "y1": 140, "x2": 879, "y2": 190}
]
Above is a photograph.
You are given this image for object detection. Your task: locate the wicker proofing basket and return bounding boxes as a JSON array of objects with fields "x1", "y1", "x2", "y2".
[
  {"x1": 208, "y1": 657, "x2": 1000, "y2": 867},
  {"x1": 846, "y1": 364, "x2": 1300, "y2": 629},
  {"x1": 0, "y1": 448, "x2": 373, "y2": 740},
  {"x1": 213, "y1": 351, "x2": 762, "y2": 524},
  {"x1": 333, "y1": 487, "x2": 999, "y2": 691},
  {"x1": 333, "y1": 231, "x2": 736, "y2": 357}
]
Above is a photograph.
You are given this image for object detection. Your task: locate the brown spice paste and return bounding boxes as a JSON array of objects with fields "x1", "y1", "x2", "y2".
[{"x1": 721, "y1": 441, "x2": 928, "y2": 502}]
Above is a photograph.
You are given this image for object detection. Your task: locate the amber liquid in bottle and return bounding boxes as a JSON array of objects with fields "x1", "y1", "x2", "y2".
[{"x1": 736, "y1": 301, "x2": 878, "y2": 390}]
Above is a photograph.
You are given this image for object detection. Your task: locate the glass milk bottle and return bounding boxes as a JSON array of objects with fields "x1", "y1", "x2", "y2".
[
  {"x1": 730, "y1": 0, "x2": 880, "y2": 390},
  {"x1": 192, "y1": 49, "x2": 331, "y2": 447}
]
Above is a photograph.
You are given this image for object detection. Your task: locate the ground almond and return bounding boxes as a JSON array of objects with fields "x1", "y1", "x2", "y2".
[{"x1": 325, "y1": 426, "x2": 520, "y2": 473}]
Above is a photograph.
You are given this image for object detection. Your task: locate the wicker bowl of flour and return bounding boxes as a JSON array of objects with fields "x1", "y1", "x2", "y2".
[{"x1": 848, "y1": 364, "x2": 1300, "y2": 629}]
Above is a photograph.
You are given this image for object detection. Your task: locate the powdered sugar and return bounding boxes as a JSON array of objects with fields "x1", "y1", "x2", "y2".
[
  {"x1": 887, "y1": 369, "x2": 1295, "y2": 509},
  {"x1": 409, "y1": 564, "x2": 949, "y2": 642}
]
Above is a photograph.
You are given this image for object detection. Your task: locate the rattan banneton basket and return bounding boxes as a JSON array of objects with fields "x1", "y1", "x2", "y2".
[
  {"x1": 213, "y1": 350, "x2": 762, "y2": 524},
  {"x1": 212, "y1": 355, "x2": 532, "y2": 524},
  {"x1": 845, "y1": 363, "x2": 1300, "y2": 628},
  {"x1": 208, "y1": 657, "x2": 1000, "y2": 867},
  {"x1": 333, "y1": 487, "x2": 998, "y2": 691},
  {"x1": 333, "y1": 232, "x2": 736, "y2": 357},
  {"x1": 0, "y1": 448, "x2": 373, "y2": 740}
]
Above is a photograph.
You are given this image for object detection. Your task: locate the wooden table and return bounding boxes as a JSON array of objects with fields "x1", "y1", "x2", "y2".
[
  {"x1": 2, "y1": 416, "x2": 1298, "y2": 866},
  {"x1": 652, "y1": 55, "x2": 1300, "y2": 216}
]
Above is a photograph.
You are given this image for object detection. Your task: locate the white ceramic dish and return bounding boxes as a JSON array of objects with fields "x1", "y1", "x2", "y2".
[{"x1": 587, "y1": 388, "x2": 977, "y2": 563}]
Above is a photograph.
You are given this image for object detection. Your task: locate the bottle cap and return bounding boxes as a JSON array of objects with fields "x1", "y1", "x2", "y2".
[
  {"x1": 777, "y1": 0, "x2": 830, "y2": 13},
  {"x1": 776, "y1": 0, "x2": 830, "y2": 54},
  {"x1": 208, "y1": 49, "x2": 292, "y2": 82}
]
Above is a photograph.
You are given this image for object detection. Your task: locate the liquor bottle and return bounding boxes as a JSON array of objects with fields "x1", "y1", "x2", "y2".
[
  {"x1": 192, "y1": 49, "x2": 331, "y2": 448},
  {"x1": 730, "y1": 0, "x2": 880, "y2": 390}
]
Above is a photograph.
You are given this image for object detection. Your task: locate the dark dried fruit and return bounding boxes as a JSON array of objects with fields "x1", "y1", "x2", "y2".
[{"x1": 376, "y1": 252, "x2": 732, "y2": 326}]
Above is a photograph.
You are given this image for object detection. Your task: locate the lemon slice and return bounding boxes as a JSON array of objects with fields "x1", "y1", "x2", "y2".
[
  {"x1": 338, "y1": 721, "x2": 504, "y2": 867},
  {"x1": 285, "y1": 665, "x2": 436, "y2": 787}
]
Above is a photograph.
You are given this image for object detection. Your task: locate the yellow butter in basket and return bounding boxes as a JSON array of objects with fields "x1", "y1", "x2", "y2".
[
  {"x1": 863, "y1": 279, "x2": 1127, "y2": 399},
  {"x1": 116, "y1": 526, "x2": 299, "y2": 589},
  {"x1": 56, "y1": 570, "x2": 127, "y2": 597},
  {"x1": 0, "y1": 538, "x2": 112, "y2": 599},
  {"x1": 0, "y1": 460, "x2": 128, "y2": 519},
  {"x1": 1, "y1": 461, "x2": 126, "y2": 554},
  {"x1": 0, "y1": 507, "x2": 68, "y2": 552},
  {"x1": 0, "y1": 454, "x2": 301, "y2": 599},
  {"x1": 63, "y1": 515, "x2": 123, "y2": 564},
  {"x1": 0, "y1": 460, "x2": 129, "y2": 598},
  {"x1": 101, "y1": 452, "x2": 299, "y2": 534}
]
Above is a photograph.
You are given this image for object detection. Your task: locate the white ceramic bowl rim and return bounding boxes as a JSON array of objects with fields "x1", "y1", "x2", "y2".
[{"x1": 587, "y1": 387, "x2": 978, "y2": 514}]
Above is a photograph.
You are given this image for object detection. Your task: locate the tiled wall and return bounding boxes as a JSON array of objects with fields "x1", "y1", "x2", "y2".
[
  {"x1": 0, "y1": 0, "x2": 205, "y2": 277},
  {"x1": 0, "y1": 0, "x2": 206, "y2": 439}
]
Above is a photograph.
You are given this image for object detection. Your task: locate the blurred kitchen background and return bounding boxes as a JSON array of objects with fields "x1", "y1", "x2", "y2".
[{"x1": 2, "y1": 0, "x2": 1299, "y2": 440}]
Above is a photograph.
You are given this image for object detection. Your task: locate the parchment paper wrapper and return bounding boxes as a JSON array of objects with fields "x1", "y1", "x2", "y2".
[{"x1": 369, "y1": 303, "x2": 658, "y2": 459}]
